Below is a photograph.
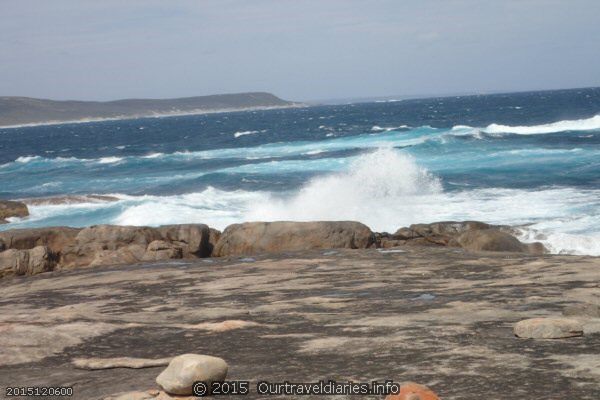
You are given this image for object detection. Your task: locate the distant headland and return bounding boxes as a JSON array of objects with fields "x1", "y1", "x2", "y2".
[{"x1": 0, "y1": 92, "x2": 301, "y2": 128}]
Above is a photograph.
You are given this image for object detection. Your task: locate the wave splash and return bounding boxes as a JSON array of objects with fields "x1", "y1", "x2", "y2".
[
  {"x1": 4, "y1": 147, "x2": 599, "y2": 256},
  {"x1": 246, "y1": 148, "x2": 442, "y2": 225}
]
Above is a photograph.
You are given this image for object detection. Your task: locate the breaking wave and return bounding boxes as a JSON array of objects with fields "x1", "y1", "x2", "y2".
[
  {"x1": 483, "y1": 114, "x2": 600, "y2": 135},
  {"x1": 234, "y1": 130, "x2": 259, "y2": 138},
  {"x1": 7, "y1": 114, "x2": 599, "y2": 170},
  {"x1": 6, "y1": 148, "x2": 599, "y2": 256},
  {"x1": 246, "y1": 148, "x2": 442, "y2": 224},
  {"x1": 371, "y1": 125, "x2": 409, "y2": 132}
]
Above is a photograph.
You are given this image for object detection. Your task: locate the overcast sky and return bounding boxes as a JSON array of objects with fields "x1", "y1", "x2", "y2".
[{"x1": 1, "y1": 0, "x2": 599, "y2": 101}]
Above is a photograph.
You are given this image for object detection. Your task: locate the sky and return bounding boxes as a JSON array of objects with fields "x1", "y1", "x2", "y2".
[{"x1": 1, "y1": 0, "x2": 600, "y2": 102}]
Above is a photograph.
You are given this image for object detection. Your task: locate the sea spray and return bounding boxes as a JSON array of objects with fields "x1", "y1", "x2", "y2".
[
  {"x1": 3, "y1": 88, "x2": 600, "y2": 255},
  {"x1": 8, "y1": 170, "x2": 600, "y2": 255},
  {"x1": 245, "y1": 148, "x2": 442, "y2": 228}
]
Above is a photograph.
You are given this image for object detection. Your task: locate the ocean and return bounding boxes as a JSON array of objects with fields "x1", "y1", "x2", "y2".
[{"x1": 1, "y1": 87, "x2": 599, "y2": 255}]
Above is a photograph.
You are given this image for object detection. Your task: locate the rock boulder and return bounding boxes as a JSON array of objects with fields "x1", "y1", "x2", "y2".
[
  {"x1": 156, "y1": 354, "x2": 228, "y2": 395},
  {"x1": 157, "y1": 224, "x2": 213, "y2": 257},
  {"x1": 213, "y1": 221, "x2": 375, "y2": 257},
  {"x1": 73, "y1": 357, "x2": 173, "y2": 370},
  {"x1": 87, "y1": 245, "x2": 147, "y2": 268},
  {"x1": 387, "y1": 221, "x2": 545, "y2": 254},
  {"x1": 0, "y1": 227, "x2": 80, "y2": 254},
  {"x1": 75, "y1": 225, "x2": 162, "y2": 250},
  {"x1": 62, "y1": 225, "x2": 162, "y2": 267},
  {"x1": 142, "y1": 241, "x2": 183, "y2": 262},
  {"x1": 0, "y1": 200, "x2": 29, "y2": 223},
  {"x1": 0, "y1": 223, "x2": 219, "y2": 276},
  {"x1": 454, "y1": 228, "x2": 529, "y2": 253},
  {"x1": 0, "y1": 246, "x2": 57, "y2": 278},
  {"x1": 105, "y1": 390, "x2": 197, "y2": 400},
  {"x1": 514, "y1": 317, "x2": 584, "y2": 339}
]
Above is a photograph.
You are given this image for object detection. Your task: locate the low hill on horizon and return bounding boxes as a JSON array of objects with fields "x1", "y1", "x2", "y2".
[{"x1": 0, "y1": 92, "x2": 297, "y2": 127}]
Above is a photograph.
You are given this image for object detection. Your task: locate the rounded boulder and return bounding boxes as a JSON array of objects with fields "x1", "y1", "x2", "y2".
[
  {"x1": 514, "y1": 317, "x2": 583, "y2": 339},
  {"x1": 156, "y1": 354, "x2": 228, "y2": 395}
]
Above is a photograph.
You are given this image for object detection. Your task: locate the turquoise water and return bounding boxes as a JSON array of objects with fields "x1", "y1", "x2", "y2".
[{"x1": 1, "y1": 87, "x2": 599, "y2": 254}]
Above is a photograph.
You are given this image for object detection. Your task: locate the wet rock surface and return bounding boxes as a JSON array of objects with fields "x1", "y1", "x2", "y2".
[
  {"x1": 0, "y1": 200, "x2": 29, "y2": 224},
  {"x1": 0, "y1": 247, "x2": 598, "y2": 399}
]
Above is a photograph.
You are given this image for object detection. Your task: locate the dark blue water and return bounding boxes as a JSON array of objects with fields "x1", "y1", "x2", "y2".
[{"x1": 1, "y1": 87, "x2": 599, "y2": 254}]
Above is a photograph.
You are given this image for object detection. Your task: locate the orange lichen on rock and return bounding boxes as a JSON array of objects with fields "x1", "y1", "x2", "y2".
[{"x1": 385, "y1": 382, "x2": 440, "y2": 400}]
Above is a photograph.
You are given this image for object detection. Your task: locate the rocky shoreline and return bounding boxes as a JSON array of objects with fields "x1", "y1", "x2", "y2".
[
  {"x1": 1, "y1": 245, "x2": 598, "y2": 399},
  {"x1": 2, "y1": 202, "x2": 598, "y2": 399},
  {"x1": 0, "y1": 217, "x2": 545, "y2": 280}
]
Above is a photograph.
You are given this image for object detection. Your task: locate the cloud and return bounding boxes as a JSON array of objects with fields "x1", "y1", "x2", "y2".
[{"x1": 1, "y1": 0, "x2": 599, "y2": 101}]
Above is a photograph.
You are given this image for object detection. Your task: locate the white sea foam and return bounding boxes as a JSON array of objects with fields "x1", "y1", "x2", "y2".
[
  {"x1": 15, "y1": 155, "x2": 41, "y2": 163},
  {"x1": 448, "y1": 125, "x2": 484, "y2": 139},
  {"x1": 9, "y1": 152, "x2": 599, "y2": 256},
  {"x1": 484, "y1": 114, "x2": 600, "y2": 135},
  {"x1": 0, "y1": 126, "x2": 438, "y2": 170},
  {"x1": 97, "y1": 156, "x2": 123, "y2": 164},
  {"x1": 234, "y1": 130, "x2": 259, "y2": 138},
  {"x1": 110, "y1": 189, "x2": 267, "y2": 228},
  {"x1": 450, "y1": 125, "x2": 473, "y2": 131},
  {"x1": 1, "y1": 116, "x2": 596, "y2": 178},
  {"x1": 142, "y1": 152, "x2": 164, "y2": 159},
  {"x1": 374, "y1": 99, "x2": 402, "y2": 103},
  {"x1": 246, "y1": 148, "x2": 443, "y2": 225},
  {"x1": 3, "y1": 123, "x2": 599, "y2": 256},
  {"x1": 8, "y1": 155, "x2": 84, "y2": 166},
  {"x1": 371, "y1": 125, "x2": 409, "y2": 132},
  {"x1": 517, "y1": 227, "x2": 600, "y2": 256},
  {"x1": 239, "y1": 149, "x2": 600, "y2": 255}
]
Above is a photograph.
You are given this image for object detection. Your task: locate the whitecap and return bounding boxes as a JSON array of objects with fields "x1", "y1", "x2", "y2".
[
  {"x1": 371, "y1": 125, "x2": 408, "y2": 132},
  {"x1": 97, "y1": 156, "x2": 123, "y2": 164},
  {"x1": 484, "y1": 115, "x2": 600, "y2": 135},
  {"x1": 15, "y1": 155, "x2": 41, "y2": 163},
  {"x1": 233, "y1": 130, "x2": 259, "y2": 138},
  {"x1": 142, "y1": 152, "x2": 164, "y2": 159},
  {"x1": 4, "y1": 164, "x2": 599, "y2": 256}
]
